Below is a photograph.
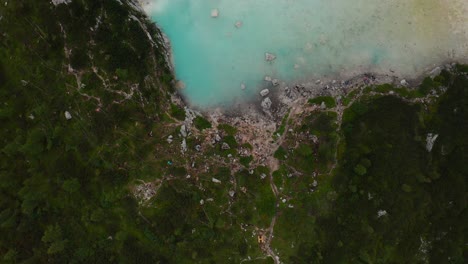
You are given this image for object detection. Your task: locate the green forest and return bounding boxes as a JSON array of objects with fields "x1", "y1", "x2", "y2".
[{"x1": 1, "y1": 1, "x2": 466, "y2": 263}]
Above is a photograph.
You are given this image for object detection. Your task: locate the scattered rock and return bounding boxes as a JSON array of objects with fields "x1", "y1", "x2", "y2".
[
  {"x1": 200, "y1": 199, "x2": 204, "y2": 205},
  {"x1": 429, "y1": 66, "x2": 441, "y2": 78},
  {"x1": 320, "y1": 101, "x2": 326, "y2": 110},
  {"x1": 400, "y1": 79, "x2": 408, "y2": 86},
  {"x1": 272, "y1": 79, "x2": 279, "y2": 86},
  {"x1": 377, "y1": 210, "x2": 387, "y2": 218},
  {"x1": 211, "y1": 8, "x2": 219, "y2": 18},
  {"x1": 426, "y1": 133, "x2": 439, "y2": 152},
  {"x1": 312, "y1": 180, "x2": 318, "y2": 187},
  {"x1": 28, "y1": 114, "x2": 35, "y2": 120},
  {"x1": 264, "y1": 75, "x2": 272, "y2": 82},
  {"x1": 228, "y1": 190, "x2": 235, "y2": 197},
  {"x1": 227, "y1": 154, "x2": 232, "y2": 158},
  {"x1": 260, "y1": 89, "x2": 270, "y2": 97},
  {"x1": 261, "y1": 97, "x2": 272, "y2": 109},
  {"x1": 215, "y1": 134, "x2": 222, "y2": 142},
  {"x1": 265, "y1": 52, "x2": 276, "y2": 62},
  {"x1": 167, "y1": 135, "x2": 173, "y2": 144},
  {"x1": 195, "y1": 145, "x2": 202, "y2": 152},
  {"x1": 212, "y1": 178, "x2": 222, "y2": 184},
  {"x1": 222, "y1": 142, "x2": 230, "y2": 150},
  {"x1": 260, "y1": 173, "x2": 267, "y2": 179},
  {"x1": 181, "y1": 139, "x2": 187, "y2": 152},
  {"x1": 180, "y1": 125, "x2": 187, "y2": 138},
  {"x1": 65, "y1": 111, "x2": 72, "y2": 120}
]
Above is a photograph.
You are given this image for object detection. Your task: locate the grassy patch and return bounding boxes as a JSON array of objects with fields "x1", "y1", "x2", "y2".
[
  {"x1": 308, "y1": 96, "x2": 336, "y2": 108},
  {"x1": 239, "y1": 155, "x2": 253, "y2": 167},
  {"x1": 217, "y1": 124, "x2": 237, "y2": 136},
  {"x1": 193, "y1": 116, "x2": 212, "y2": 131}
]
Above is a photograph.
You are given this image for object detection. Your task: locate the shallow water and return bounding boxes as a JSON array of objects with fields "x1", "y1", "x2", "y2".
[{"x1": 144, "y1": 0, "x2": 467, "y2": 107}]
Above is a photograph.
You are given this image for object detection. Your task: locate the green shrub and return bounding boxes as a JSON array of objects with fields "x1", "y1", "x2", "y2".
[
  {"x1": 274, "y1": 146, "x2": 287, "y2": 160},
  {"x1": 240, "y1": 156, "x2": 253, "y2": 167},
  {"x1": 218, "y1": 124, "x2": 237, "y2": 135},
  {"x1": 193, "y1": 116, "x2": 212, "y2": 130},
  {"x1": 170, "y1": 104, "x2": 185, "y2": 120},
  {"x1": 308, "y1": 96, "x2": 336, "y2": 108}
]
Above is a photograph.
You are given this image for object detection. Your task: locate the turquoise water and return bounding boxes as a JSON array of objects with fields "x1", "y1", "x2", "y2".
[{"x1": 145, "y1": 0, "x2": 467, "y2": 107}]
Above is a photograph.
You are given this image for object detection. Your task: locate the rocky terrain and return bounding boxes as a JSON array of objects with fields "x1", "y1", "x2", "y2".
[{"x1": 0, "y1": 1, "x2": 466, "y2": 263}]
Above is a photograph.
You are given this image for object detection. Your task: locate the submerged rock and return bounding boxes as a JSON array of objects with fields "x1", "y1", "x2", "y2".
[
  {"x1": 272, "y1": 79, "x2": 279, "y2": 86},
  {"x1": 265, "y1": 52, "x2": 276, "y2": 62},
  {"x1": 211, "y1": 9, "x2": 219, "y2": 18},
  {"x1": 240, "y1": 82, "x2": 246, "y2": 90},
  {"x1": 235, "y1": 21, "x2": 243, "y2": 28},
  {"x1": 260, "y1": 89, "x2": 270, "y2": 97}
]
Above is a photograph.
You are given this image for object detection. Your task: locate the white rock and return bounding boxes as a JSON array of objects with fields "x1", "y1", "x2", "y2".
[
  {"x1": 400, "y1": 79, "x2": 408, "y2": 86},
  {"x1": 200, "y1": 199, "x2": 204, "y2": 205},
  {"x1": 180, "y1": 125, "x2": 187, "y2": 137},
  {"x1": 51, "y1": 0, "x2": 71, "y2": 6},
  {"x1": 429, "y1": 66, "x2": 441, "y2": 78},
  {"x1": 312, "y1": 180, "x2": 318, "y2": 187},
  {"x1": 28, "y1": 114, "x2": 35, "y2": 120},
  {"x1": 426, "y1": 133, "x2": 439, "y2": 152},
  {"x1": 261, "y1": 97, "x2": 272, "y2": 109},
  {"x1": 320, "y1": 101, "x2": 327, "y2": 110},
  {"x1": 181, "y1": 139, "x2": 187, "y2": 152},
  {"x1": 64, "y1": 111, "x2": 72, "y2": 120},
  {"x1": 260, "y1": 173, "x2": 267, "y2": 179},
  {"x1": 265, "y1": 52, "x2": 276, "y2": 62},
  {"x1": 260, "y1": 89, "x2": 270, "y2": 97},
  {"x1": 222, "y1": 142, "x2": 230, "y2": 150},
  {"x1": 186, "y1": 175, "x2": 191, "y2": 179},
  {"x1": 282, "y1": 198, "x2": 287, "y2": 203},
  {"x1": 212, "y1": 178, "x2": 222, "y2": 184},
  {"x1": 377, "y1": 210, "x2": 387, "y2": 218},
  {"x1": 211, "y1": 9, "x2": 219, "y2": 18}
]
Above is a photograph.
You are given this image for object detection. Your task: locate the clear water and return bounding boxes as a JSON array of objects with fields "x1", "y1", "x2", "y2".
[{"x1": 144, "y1": 0, "x2": 467, "y2": 107}]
